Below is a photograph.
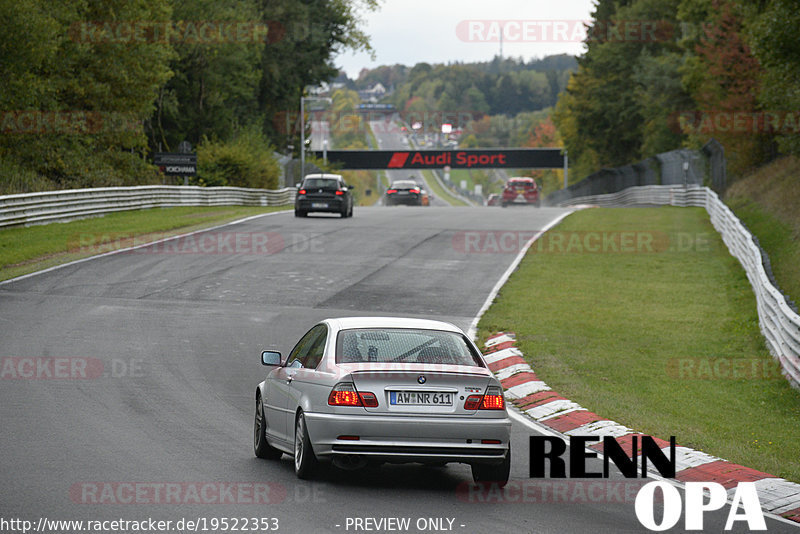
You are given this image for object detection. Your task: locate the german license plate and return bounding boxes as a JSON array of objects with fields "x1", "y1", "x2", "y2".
[
  {"x1": 390, "y1": 391, "x2": 453, "y2": 406},
  {"x1": 312, "y1": 202, "x2": 328, "y2": 208}
]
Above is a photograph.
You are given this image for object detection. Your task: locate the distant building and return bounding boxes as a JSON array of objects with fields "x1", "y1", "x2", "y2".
[
  {"x1": 357, "y1": 83, "x2": 387, "y2": 103},
  {"x1": 308, "y1": 81, "x2": 346, "y2": 96}
]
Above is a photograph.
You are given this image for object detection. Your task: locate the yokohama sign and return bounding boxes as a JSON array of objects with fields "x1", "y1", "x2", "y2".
[{"x1": 312, "y1": 149, "x2": 565, "y2": 169}]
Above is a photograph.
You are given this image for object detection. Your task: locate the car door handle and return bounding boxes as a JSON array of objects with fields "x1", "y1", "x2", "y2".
[{"x1": 285, "y1": 376, "x2": 293, "y2": 383}]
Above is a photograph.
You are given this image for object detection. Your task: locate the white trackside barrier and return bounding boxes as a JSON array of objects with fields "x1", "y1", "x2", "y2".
[
  {"x1": 558, "y1": 184, "x2": 800, "y2": 390},
  {"x1": 0, "y1": 185, "x2": 296, "y2": 228}
]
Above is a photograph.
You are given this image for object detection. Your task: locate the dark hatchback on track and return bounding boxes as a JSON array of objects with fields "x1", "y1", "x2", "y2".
[
  {"x1": 385, "y1": 180, "x2": 423, "y2": 206},
  {"x1": 295, "y1": 174, "x2": 354, "y2": 218}
]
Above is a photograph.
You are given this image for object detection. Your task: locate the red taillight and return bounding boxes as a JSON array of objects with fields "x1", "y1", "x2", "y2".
[
  {"x1": 464, "y1": 395, "x2": 482, "y2": 410},
  {"x1": 386, "y1": 189, "x2": 397, "y2": 194},
  {"x1": 359, "y1": 392, "x2": 378, "y2": 407},
  {"x1": 328, "y1": 383, "x2": 377, "y2": 407},
  {"x1": 464, "y1": 387, "x2": 505, "y2": 410},
  {"x1": 329, "y1": 389, "x2": 360, "y2": 406},
  {"x1": 481, "y1": 394, "x2": 505, "y2": 410},
  {"x1": 410, "y1": 188, "x2": 420, "y2": 194},
  {"x1": 328, "y1": 383, "x2": 361, "y2": 406},
  {"x1": 298, "y1": 189, "x2": 306, "y2": 195},
  {"x1": 335, "y1": 190, "x2": 344, "y2": 196}
]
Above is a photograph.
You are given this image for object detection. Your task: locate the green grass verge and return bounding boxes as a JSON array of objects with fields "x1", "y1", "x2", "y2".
[
  {"x1": 341, "y1": 170, "x2": 383, "y2": 206},
  {"x1": 0, "y1": 205, "x2": 290, "y2": 281},
  {"x1": 725, "y1": 155, "x2": 800, "y2": 305},
  {"x1": 450, "y1": 169, "x2": 478, "y2": 191},
  {"x1": 421, "y1": 170, "x2": 469, "y2": 206},
  {"x1": 725, "y1": 200, "x2": 799, "y2": 304},
  {"x1": 476, "y1": 206, "x2": 800, "y2": 483}
]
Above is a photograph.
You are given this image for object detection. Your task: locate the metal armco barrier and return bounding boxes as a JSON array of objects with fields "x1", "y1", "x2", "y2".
[
  {"x1": 558, "y1": 184, "x2": 800, "y2": 391},
  {"x1": 0, "y1": 185, "x2": 296, "y2": 228}
]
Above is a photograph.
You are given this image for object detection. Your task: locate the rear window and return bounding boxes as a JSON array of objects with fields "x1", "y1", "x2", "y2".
[
  {"x1": 390, "y1": 181, "x2": 417, "y2": 189},
  {"x1": 304, "y1": 178, "x2": 340, "y2": 189},
  {"x1": 336, "y1": 328, "x2": 484, "y2": 366},
  {"x1": 508, "y1": 180, "x2": 534, "y2": 189}
]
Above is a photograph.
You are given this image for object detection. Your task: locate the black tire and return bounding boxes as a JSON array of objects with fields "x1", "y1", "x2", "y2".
[
  {"x1": 348, "y1": 203, "x2": 353, "y2": 217},
  {"x1": 294, "y1": 411, "x2": 318, "y2": 479},
  {"x1": 254, "y1": 395, "x2": 282, "y2": 460},
  {"x1": 294, "y1": 210, "x2": 306, "y2": 218},
  {"x1": 471, "y1": 442, "x2": 510, "y2": 487}
]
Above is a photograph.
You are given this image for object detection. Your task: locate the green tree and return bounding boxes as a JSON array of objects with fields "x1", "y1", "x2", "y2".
[
  {"x1": 634, "y1": 50, "x2": 691, "y2": 156},
  {"x1": 748, "y1": 0, "x2": 800, "y2": 156},
  {"x1": 554, "y1": 0, "x2": 689, "y2": 177},
  {"x1": 256, "y1": 0, "x2": 378, "y2": 152},
  {"x1": 196, "y1": 128, "x2": 280, "y2": 188},
  {"x1": 1, "y1": 0, "x2": 173, "y2": 191},
  {"x1": 149, "y1": 0, "x2": 264, "y2": 151},
  {"x1": 682, "y1": 0, "x2": 771, "y2": 174}
]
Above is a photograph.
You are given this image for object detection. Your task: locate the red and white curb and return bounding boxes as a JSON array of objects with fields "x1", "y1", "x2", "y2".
[{"x1": 483, "y1": 332, "x2": 800, "y2": 524}]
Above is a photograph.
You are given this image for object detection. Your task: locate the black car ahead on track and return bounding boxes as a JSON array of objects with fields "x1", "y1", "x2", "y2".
[
  {"x1": 385, "y1": 180, "x2": 423, "y2": 206},
  {"x1": 295, "y1": 174, "x2": 354, "y2": 218}
]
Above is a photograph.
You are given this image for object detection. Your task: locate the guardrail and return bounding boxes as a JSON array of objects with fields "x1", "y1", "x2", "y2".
[
  {"x1": 558, "y1": 185, "x2": 800, "y2": 390},
  {"x1": 0, "y1": 185, "x2": 296, "y2": 228},
  {"x1": 555, "y1": 184, "x2": 708, "y2": 208}
]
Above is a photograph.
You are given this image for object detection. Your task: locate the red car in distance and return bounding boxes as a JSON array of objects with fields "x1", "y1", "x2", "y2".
[{"x1": 501, "y1": 177, "x2": 541, "y2": 207}]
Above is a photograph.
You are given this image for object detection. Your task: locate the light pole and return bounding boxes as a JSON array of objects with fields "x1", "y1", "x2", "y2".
[{"x1": 300, "y1": 95, "x2": 332, "y2": 182}]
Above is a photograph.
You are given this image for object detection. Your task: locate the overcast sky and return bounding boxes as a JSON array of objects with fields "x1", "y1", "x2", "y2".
[{"x1": 335, "y1": 0, "x2": 597, "y2": 79}]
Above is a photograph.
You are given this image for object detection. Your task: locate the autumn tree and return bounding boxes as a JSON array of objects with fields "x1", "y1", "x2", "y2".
[{"x1": 682, "y1": 0, "x2": 771, "y2": 174}]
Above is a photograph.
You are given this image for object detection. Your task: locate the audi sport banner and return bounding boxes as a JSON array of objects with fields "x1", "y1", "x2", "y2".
[{"x1": 311, "y1": 149, "x2": 564, "y2": 170}]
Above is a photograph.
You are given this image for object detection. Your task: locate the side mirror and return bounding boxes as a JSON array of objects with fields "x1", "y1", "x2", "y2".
[
  {"x1": 261, "y1": 350, "x2": 282, "y2": 366},
  {"x1": 295, "y1": 183, "x2": 302, "y2": 189}
]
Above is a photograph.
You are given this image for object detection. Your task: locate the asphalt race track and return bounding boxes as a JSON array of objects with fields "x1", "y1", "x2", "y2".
[{"x1": 1, "y1": 207, "x2": 795, "y2": 533}]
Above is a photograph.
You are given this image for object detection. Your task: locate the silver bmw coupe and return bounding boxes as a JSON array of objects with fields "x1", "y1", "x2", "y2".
[{"x1": 254, "y1": 317, "x2": 511, "y2": 485}]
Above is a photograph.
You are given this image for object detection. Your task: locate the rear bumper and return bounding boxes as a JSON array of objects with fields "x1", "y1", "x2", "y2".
[
  {"x1": 386, "y1": 195, "x2": 421, "y2": 205},
  {"x1": 502, "y1": 196, "x2": 539, "y2": 205},
  {"x1": 303, "y1": 411, "x2": 511, "y2": 464},
  {"x1": 296, "y1": 197, "x2": 346, "y2": 213}
]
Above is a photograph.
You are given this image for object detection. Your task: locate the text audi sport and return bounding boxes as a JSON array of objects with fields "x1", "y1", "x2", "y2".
[{"x1": 254, "y1": 317, "x2": 511, "y2": 485}]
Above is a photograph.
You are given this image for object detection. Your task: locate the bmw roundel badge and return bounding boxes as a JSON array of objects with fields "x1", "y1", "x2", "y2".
[{"x1": 417, "y1": 375, "x2": 426, "y2": 384}]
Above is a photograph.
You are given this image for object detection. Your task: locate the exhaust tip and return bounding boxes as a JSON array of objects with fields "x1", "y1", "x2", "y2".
[{"x1": 333, "y1": 454, "x2": 368, "y2": 471}]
